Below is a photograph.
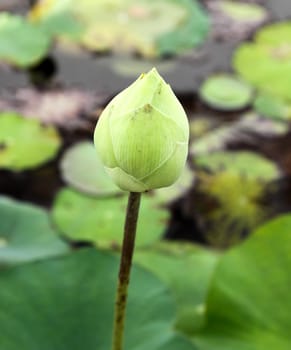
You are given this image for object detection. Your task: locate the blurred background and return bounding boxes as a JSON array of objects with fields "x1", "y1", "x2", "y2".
[
  {"x1": 1, "y1": 0, "x2": 291, "y2": 250},
  {"x1": 1, "y1": 2, "x2": 291, "y2": 349}
]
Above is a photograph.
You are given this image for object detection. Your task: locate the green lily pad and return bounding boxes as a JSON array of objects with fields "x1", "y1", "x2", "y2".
[
  {"x1": 233, "y1": 21, "x2": 291, "y2": 102},
  {"x1": 52, "y1": 188, "x2": 169, "y2": 248},
  {"x1": 254, "y1": 93, "x2": 291, "y2": 120},
  {"x1": 199, "y1": 74, "x2": 253, "y2": 111},
  {"x1": 0, "y1": 113, "x2": 61, "y2": 171},
  {"x1": 195, "y1": 151, "x2": 279, "y2": 182},
  {"x1": 30, "y1": 0, "x2": 209, "y2": 58},
  {"x1": 153, "y1": 164, "x2": 194, "y2": 205},
  {"x1": 156, "y1": 0, "x2": 209, "y2": 56},
  {"x1": 194, "y1": 215, "x2": 291, "y2": 350},
  {"x1": 0, "y1": 248, "x2": 196, "y2": 350},
  {"x1": 0, "y1": 196, "x2": 68, "y2": 265},
  {"x1": 135, "y1": 242, "x2": 219, "y2": 335},
  {"x1": 0, "y1": 12, "x2": 50, "y2": 67},
  {"x1": 60, "y1": 141, "x2": 122, "y2": 196}
]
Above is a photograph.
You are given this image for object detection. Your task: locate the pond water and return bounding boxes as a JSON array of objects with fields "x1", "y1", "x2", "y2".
[{"x1": 1, "y1": 0, "x2": 291, "y2": 248}]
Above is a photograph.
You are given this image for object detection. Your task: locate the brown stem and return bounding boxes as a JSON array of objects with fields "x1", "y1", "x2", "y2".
[{"x1": 111, "y1": 192, "x2": 142, "y2": 350}]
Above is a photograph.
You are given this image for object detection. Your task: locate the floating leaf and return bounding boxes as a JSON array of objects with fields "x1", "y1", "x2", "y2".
[
  {"x1": 0, "y1": 113, "x2": 61, "y2": 170},
  {"x1": 135, "y1": 242, "x2": 219, "y2": 335},
  {"x1": 60, "y1": 142, "x2": 122, "y2": 196},
  {"x1": 195, "y1": 151, "x2": 279, "y2": 182},
  {"x1": 156, "y1": 0, "x2": 209, "y2": 56},
  {"x1": 194, "y1": 215, "x2": 291, "y2": 350},
  {"x1": 0, "y1": 248, "x2": 196, "y2": 350},
  {"x1": 52, "y1": 188, "x2": 169, "y2": 248},
  {"x1": 32, "y1": 11, "x2": 83, "y2": 40},
  {"x1": 199, "y1": 74, "x2": 253, "y2": 111},
  {"x1": 0, "y1": 113, "x2": 61, "y2": 171},
  {"x1": 30, "y1": 0, "x2": 209, "y2": 58},
  {"x1": 0, "y1": 13, "x2": 50, "y2": 67},
  {"x1": 254, "y1": 93, "x2": 291, "y2": 121},
  {"x1": 233, "y1": 21, "x2": 291, "y2": 102},
  {"x1": 0, "y1": 196, "x2": 68, "y2": 265}
]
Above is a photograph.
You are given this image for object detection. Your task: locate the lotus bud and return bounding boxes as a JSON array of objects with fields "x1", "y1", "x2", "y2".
[{"x1": 94, "y1": 68, "x2": 189, "y2": 192}]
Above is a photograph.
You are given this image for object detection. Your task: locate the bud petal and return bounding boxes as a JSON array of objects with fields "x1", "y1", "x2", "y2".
[{"x1": 94, "y1": 68, "x2": 189, "y2": 192}]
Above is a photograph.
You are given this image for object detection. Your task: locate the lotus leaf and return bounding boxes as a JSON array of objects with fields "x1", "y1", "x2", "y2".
[
  {"x1": 199, "y1": 74, "x2": 253, "y2": 111},
  {"x1": 195, "y1": 151, "x2": 279, "y2": 182},
  {"x1": 194, "y1": 215, "x2": 291, "y2": 350},
  {"x1": 0, "y1": 196, "x2": 68, "y2": 265},
  {"x1": 0, "y1": 248, "x2": 196, "y2": 350},
  {"x1": 29, "y1": 0, "x2": 209, "y2": 57},
  {"x1": 0, "y1": 12, "x2": 50, "y2": 67},
  {"x1": 254, "y1": 93, "x2": 291, "y2": 120},
  {"x1": 233, "y1": 22, "x2": 291, "y2": 102},
  {"x1": 135, "y1": 242, "x2": 219, "y2": 335},
  {"x1": 60, "y1": 141, "x2": 123, "y2": 196},
  {"x1": 52, "y1": 188, "x2": 169, "y2": 248},
  {"x1": 0, "y1": 113, "x2": 61, "y2": 171}
]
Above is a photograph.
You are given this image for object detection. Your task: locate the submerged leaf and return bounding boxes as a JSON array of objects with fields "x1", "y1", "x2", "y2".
[
  {"x1": 195, "y1": 171, "x2": 268, "y2": 247},
  {"x1": 192, "y1": 151, "x2": 279, "y2": 247}
]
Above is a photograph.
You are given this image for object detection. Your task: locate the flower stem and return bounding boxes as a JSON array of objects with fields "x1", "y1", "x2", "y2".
[{"x1": 111, "y1": 192, "x2": 142, "y2": 350}]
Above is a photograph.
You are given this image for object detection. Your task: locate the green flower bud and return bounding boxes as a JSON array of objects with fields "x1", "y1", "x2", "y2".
[{"x1": 94, "y1": 68, "x2": 189, "y2": 192}]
